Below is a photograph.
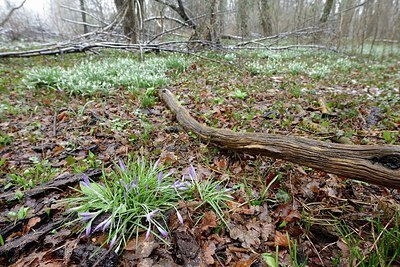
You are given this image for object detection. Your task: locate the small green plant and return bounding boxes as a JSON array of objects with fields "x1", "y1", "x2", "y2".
[
  {"x1": 382, "y1": 131, "x2": 396, "y2": 144},
  {"x1": 231, "y1": 89, "x2": 248, "y2": 100},
  {"x1": 0, "y1": 131, "x2": 13, "y2": 146},
  {"x1": 8, "y1": 206, "x2": 30, "y2": 221},
  {"x1": 141, "y1": 88, "x2": 157, "y2": 108},
  {"x1": 290, "y1": 86, "x2": 302, "y2": 98},
  {"x1": 262, "y1": 247, "x2": 279, "y2": 267},
  {"x1": 186, "y1": 165, "x2": 234, "y2": 227},
  {"x1": 63, "y1": 156, "x2": 234, "y2": 253},
  {"x1": 287, "y1": 234, "x2": 308, "y2": 267},
  {"x1": 4, "y1": 158, "x2": 57, "y2": 191}
]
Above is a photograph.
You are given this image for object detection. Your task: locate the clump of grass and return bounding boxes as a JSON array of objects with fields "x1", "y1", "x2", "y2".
[
  {"x1": 0, "y1": 131, "x2": 13, "y2": 146},
  {"x1": 308, "y1": 63, "x2": 331, "y2": 79},
  {"x1": 335, "y1": 213, "x2": 400, "y2": 266},
  {"x1": 63, "y1": 156, "x2": 234, "y2": 253},
  {"x1": 141, "y1": 87, "x2": 157, "y2": 108},
  {"x1": 4, "y1": 158, "x2": 57, "y2": 192},
  {"x1": 23, "y1": 56, "x2": 189, "y2": 96}
]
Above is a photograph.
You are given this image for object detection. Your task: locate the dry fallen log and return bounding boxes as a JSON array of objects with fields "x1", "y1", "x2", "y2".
[{"x1": 159, "y1": 89, "x2": 400, "y2": 188}]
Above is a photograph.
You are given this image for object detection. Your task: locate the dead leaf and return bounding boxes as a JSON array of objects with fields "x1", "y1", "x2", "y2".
[
  {"x1": 233, "y1": 254, "x2": 259, "y2": 267},
  {"x1": 160, "y1": 151, "x2": 177, "y2": 164},
  {"x1": 203, "y1": 242, "x2": 216, "y2": 265},
  {"x1": 126, "y1": 237, "x2": 158, "y2": 259},
  {"x1": 11, "y1": 251, "x2": 51, "y2": 267},
  {"x1": 23, "y1": 217, "x2": 41, "y2": 233},
  {"x1": 214, "y1": 156, "x2": 228, "y2": 170},
  {"x1": 200, "y1": 211, "x2": 218, "y2": 232},
  {"x1": 229, "y1": 225, "x2": 260, "y2": 249},
  {"x1": 137, "y1": 258, "x2": 154, "y2": 267},
  {"x1": 274, "y1": 231, "x2": 289, "y2": 247},
  {"x1": 284, "y1": 210, "x2": 302, "y2": 223},
  {"x1": 336, "y1": 239, "x2": 349, "y2": 258},
  {"x1": 260, "y1": 223, "x2": 275, "y2": 241}
]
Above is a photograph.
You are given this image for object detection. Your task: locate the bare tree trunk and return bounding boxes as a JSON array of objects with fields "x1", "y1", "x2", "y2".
[
  {"x1": 258, "y1": 0, "x2": 273, "y2": 36},
  {"x1": 153, "y1": 0, "x2": 196, "y2": 29},
  {"x1": 0, "y1": 0, "x2": 27, "y2": 27},
  {"x1": 209, "y1": 0, "x2": 219, "y2": 43},
  {"x1": 114, "y1": 0, "x2": 137, "y2": 43},
  {"x1": 79, "y1": 0, "x2": 89, "y2": 34},
  {"x1": 137, "y1": 0, "x2": 145, "y2": 41},
  {"x1": 320, "y1": 0, "x2": 334, "y2": 23},
  {"x1": 218, "y1": 0, "x2": 225, "y2": 38},
  {"x1": 237, "y1": 0, "x2": 249, "y2": 39}
]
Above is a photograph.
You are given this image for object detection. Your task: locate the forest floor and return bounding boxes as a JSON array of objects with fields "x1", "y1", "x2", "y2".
[{"x1": 0, "y1": 48, "x2": 399, "y2": 267}]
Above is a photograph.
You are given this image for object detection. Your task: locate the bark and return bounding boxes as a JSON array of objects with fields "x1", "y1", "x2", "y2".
[
  {"x1": 154, "y1": 0, "x2": 196, "y2": 29},
  {"x1": 237, "y1": 0, "x2": 249, "y2": 38},
  {"x1": 208, "y1": 0, "x2": 219, "y2": 43},
  {"x1": 79, "y1": 0, "x2": 89, "y2": 33},
  {"x1": 114, "y1": 0, "x2": 137, "y2": 43},
  {"x1": 258, "y1": 0, "x2": 273, "y2": 36},
  {"x1": 320, "y1": 0, "x2": 334, "y2": 23},
  {"x1": 159, "y1": 89, "x2": 400, "y2": 188}
]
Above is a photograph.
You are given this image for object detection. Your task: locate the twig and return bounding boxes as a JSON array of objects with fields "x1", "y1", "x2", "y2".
[
  {"x1": 61, "y1": 18, "x2": 101, "y2": 28},
  {"x1": 60, "y1": 4, "x2": 108, "y2": 25},
  {"x1": 53, "y1": 110, "x2": 57, "y2": 137}
]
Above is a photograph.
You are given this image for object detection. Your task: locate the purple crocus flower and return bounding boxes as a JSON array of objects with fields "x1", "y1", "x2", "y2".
[
  {"x1": 155, "y1": 224, "x2": 168, "y2": 237},
  {"x1": 158, "y1": 172, "x2": 163, "y2": 184},
  {"x1": 171, "y1": 180, "x2": 191, "y2": 190},
  {"x1": 80, "y1": 174, "x2": 91, "y2": 187},
  {"x1": 176, "y1": 210, "x2": 184, "y2": 224},
  {"x1": 109, "y1": 234, "x2": 117, "y2": 247},
  {"x1": 145, "y1": 225, "x2": 152, "y2": 240},
  {"x1": 119, "y1": 159, "x2": 127, "y2": 172},
  {"x1": 216, "y1": 184, "x2": 221, "y2": 191},
  {"x1": 153, "y1": 158, "x2": 161, "y2": 170},
  {"x1": 120, "y1": 179, "x2": 130, "y2": 192},
  {"x1": 85, "y1": 220, "x2": 92, "y2": 236},
  {"x1": 79, "y1": 212, "x2": 96, "y2": 222},
  {"x1": 66, "y1": 206, "x2": 82, "y2": 213},
  {"x1": 93, "y1": 217, "x2": 112, "y2": 232},
  {"x1": 145, "y1": 209, "x2": 159, "y2": 222},
  {"x1": 189, "y1": 165, "x2": 196, "y2": 181}
]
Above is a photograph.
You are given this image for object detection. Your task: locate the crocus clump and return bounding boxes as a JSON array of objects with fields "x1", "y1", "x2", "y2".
[{"x1": 63, "y1": 157, "x2": 234, "y2": 253}]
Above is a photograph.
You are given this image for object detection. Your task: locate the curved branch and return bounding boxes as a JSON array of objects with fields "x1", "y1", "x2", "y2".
[
  {"x1": 159, "y1": 89, "x2": 400, "y2": 188},
  {"x1": 0, "y1": 0, "x2": 27, "y2": 27}
]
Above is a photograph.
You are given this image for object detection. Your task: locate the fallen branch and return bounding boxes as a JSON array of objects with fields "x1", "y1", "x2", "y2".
[{"x1": 159, "y1": 89, "x2": 400, "y2": 188}]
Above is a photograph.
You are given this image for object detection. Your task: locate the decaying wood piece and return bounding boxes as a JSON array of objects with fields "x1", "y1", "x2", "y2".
[{"x1": 159, "y1": 89, "x2": 400, "y2": 188}]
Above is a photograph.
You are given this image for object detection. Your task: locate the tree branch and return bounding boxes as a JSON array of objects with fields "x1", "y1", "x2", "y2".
[
  {"x1": 0, "y1": 0, "x2": 27, "y2": 27},
  {"x1": 159, "y1": 88, "x2": 400, "y2": 188}
]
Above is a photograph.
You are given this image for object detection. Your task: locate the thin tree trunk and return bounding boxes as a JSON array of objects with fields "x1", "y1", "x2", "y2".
[
  {"x1": 258, "y1": 0, "x2": 272, "y2": 36},
  {"x1": 320, "y1": 0, "x2": 334, "y2": 23},
  {"x1": 79, "y1": 0, "x2": 88, "y2": 34},
  {"x1": 209, "y1": 0, "x2": 218, "y2": 42}
]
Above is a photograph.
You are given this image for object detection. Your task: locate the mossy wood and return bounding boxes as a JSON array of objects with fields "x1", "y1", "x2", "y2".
[{"x1": 160, "y1": 89, "x2": 400, "y2": 188}]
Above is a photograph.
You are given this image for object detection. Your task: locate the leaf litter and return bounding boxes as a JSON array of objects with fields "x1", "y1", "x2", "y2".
[{"x1": 0, "y1": 50, "x2": 399, "y2": 266}]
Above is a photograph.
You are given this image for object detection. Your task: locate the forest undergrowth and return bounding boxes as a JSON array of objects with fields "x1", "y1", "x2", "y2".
[{"x1": 0, "y1": 48, "x2": 399, "y2": 266}]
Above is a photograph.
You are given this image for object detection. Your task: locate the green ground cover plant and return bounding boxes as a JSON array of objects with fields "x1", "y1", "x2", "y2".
[{"x1": 23, "y1": 55, "x2": 189, "y2": 96}]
